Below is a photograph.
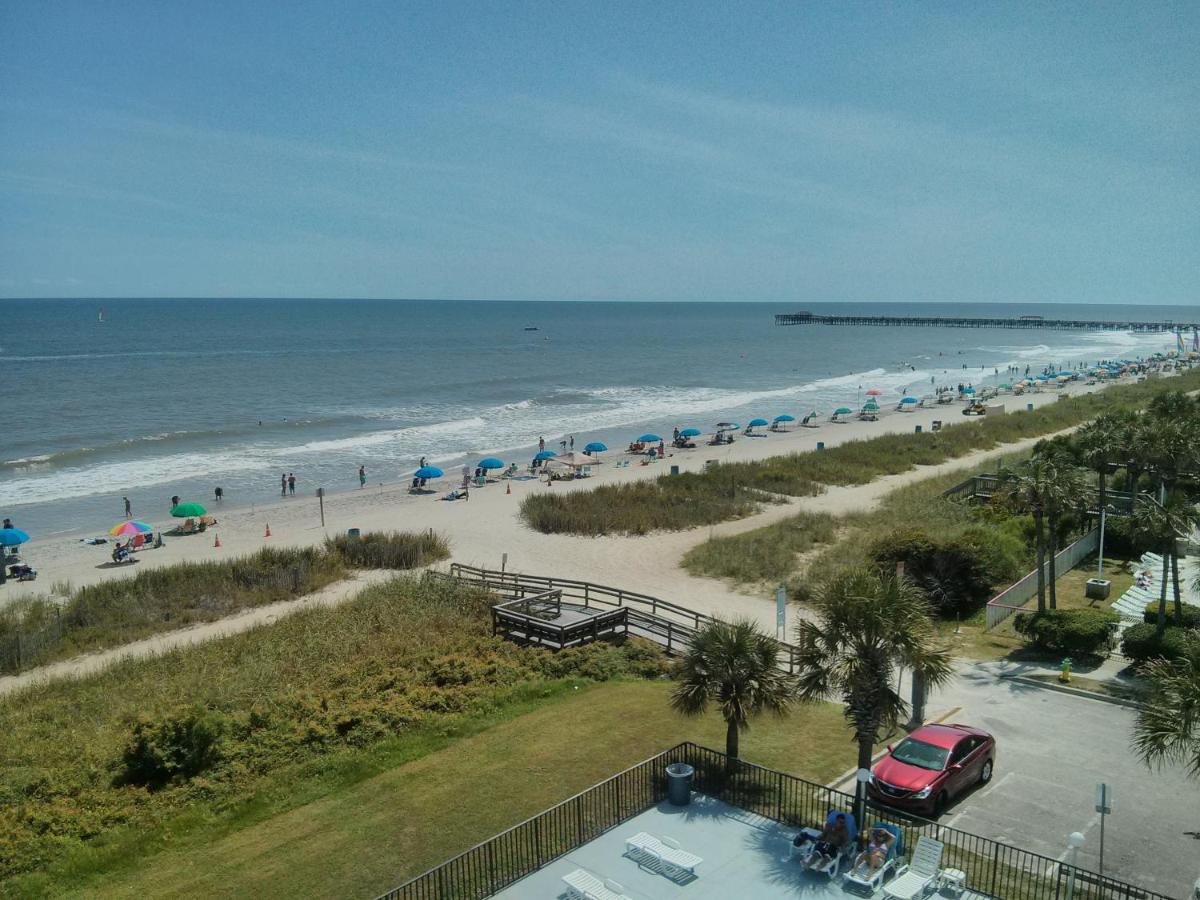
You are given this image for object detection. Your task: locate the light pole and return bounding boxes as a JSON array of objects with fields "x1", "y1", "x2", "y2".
[
  {"x1": 1065, "y1": 831, "x2": 1085, "y2": 900},
  {"x1": 854, "y1": 767, "x2": 871, "y2": 828}
]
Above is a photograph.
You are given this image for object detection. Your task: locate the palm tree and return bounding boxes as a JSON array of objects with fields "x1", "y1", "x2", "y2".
[
  {"x1": 1132, "y1": 634, "x2": 1200, "y2": 779},
  {"x1": 794, "y1": 569, "x2": 954, "y2": 818},
  {"x1": 1131, "y1": 498, "x2": 1196, "y2": 631},
  {"x1": 671, "y1": 618, "x2": 797, "y2": 771},
  {"x1": 1075, "y1": 413, "x2": 1130, "y2": 575},
  {"x1": 998, "y1": 456, "x2": 1056, "y2": 612},
  {"x1": 1044, "y1": 460, "x2": 1088, "y2": 611}
]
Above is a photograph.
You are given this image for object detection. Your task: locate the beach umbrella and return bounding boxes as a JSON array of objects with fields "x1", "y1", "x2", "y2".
[
  {"x1": 773, "y1": 414, "x2": 796, "y2": 423},
  {"x1": 862, "y1": 400, "x2": 880, "y2": 410},
  {"x1": 0, "y1": 527, "x2": 30, "y2": 546},
  {"x1": 583, "y1": 441, "x2": 607, "y2": 453},
  {"x1": 900, "y1": 397, "x2": 918, "y2": 404},
  {"x1": 716, "y1": 422, "x2": 739, "y2": 430},
  {"x1": 414, "y1": 466, "x2": 444, "y2": 479},
  {"x1": 170, "y1": 502, "x2": 207, "y2": 518},
  {"x1": 865, "y1": 389, "x2": 883, "y2": 396},
  {"x1": 962, "y1": 387, "x2": 976, "y2": 394},
  {"x1": 748, "y1": 418, "x2": 769, "y2": 427},
  {"x1": 534, "y1": 450, "x2": 557, "y2": 461},
  {"x1": 679, "y1": 428, "x2": 702, "y2": 438},
  {"x1": 637, "y1": 433, "x2": 662, "y2": 443},
  {"x1": 478, "y1": 457, "x2": 505, "y2": 470},
  {"x1": 109, "y1": 520, "x2": 154, "y2": 537},
  {"x1": 834, "y1": 407, "x2": 853, "y2": 415}
]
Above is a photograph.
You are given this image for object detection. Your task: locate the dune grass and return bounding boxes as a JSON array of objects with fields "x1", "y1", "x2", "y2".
[
  {"x1": 28, "y1": 679, "x2": 868, "y2": 900},
  {"x1": 681, "y1": 512, "x2": 837, "y2": 584},
  {"x1": 520, "y1": 471, "x2": 772, "y2": 535},
  {"x1": 324, "y1": 529, "x2": 449, "y2": 569},
  {"x1": 519, "y1": 369, "x2": 1200, "y2": 535},
  {"x1": 0, "y1": 575, "x2": 673, "y2": 893}
]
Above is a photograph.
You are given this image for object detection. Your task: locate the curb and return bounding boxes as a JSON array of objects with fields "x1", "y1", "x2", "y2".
[
  {"x1": 826, "y1": 706, "x2": 963, "y2": 789},
  {"x1": 1000, "y1": 674, "x2": 1145, "y2": 710}
]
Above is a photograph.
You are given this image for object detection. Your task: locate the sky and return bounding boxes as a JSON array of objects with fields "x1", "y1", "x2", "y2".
[{"x1": 1, "y1": 2, "x2": 1197, "y2": 303}]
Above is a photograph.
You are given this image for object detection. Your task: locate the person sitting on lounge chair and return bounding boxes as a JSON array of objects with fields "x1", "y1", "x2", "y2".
[
  {"x1": 853, "y1": 826, "x2": 894, "y2": 877},
  {"x1": 805, "y1": 814, "x2": 851, "y2": 870}
]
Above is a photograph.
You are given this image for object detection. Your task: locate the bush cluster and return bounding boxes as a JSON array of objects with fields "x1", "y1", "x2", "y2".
[
  {"x1": 1141, "y1": 602, "x2": 1200, "y2": 628},
  {"x1": 1121, "y1": 623, "x2": 1197, "y2": 665},
  {"x1": 869, "y1": 525, "x2": 1025, "y2": 617},
  {"x1": 326, "y1": 530, "x2": 450, "y2": 569},
  {"x1": 120, "y1": 706, "x2": 227, "y2": 789},
  {"x1": 1013, "y1": 608, "x2": 1119, "y2": 656}
]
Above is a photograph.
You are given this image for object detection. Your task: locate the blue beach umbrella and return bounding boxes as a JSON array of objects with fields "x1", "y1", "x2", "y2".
[
  {"x1": 680, "y1": 428, "x2": 702, "y2": 438},
  {"x1": 773, "y1": 414, "x2": 796, "y2": 423},
  {"x1": 414, "y1": 466, "x2": 443, "y2": 479},
  {"x1": 534, "y1": 450, "x2": 557, "y2": 461},
  {"x1": 963, "y1": 386, "x2": 976, "y2": 394},
  {"x1": 478, "y1": 457, "x2": 505, "y2": 470},
  {"x1": 0, "y1": 527, "x2": 30, "y2": 546},
  {"x1": 900, "y1": 397, "x2": 918, "y2": 404},
  {"x1": 638, "y1": 433, "x2": 662, "y2": 443},
  {"x1": 862, "y1": 400, "x2": 880, "y2": 410},
  {"x1": 748, "y1": 418, "x2": 769, "y2": 427},
  {"x1": 834, "y1": 407, "x2": 853, "y2": 415},
  {"x1": 583, "y1": 441, "x2": 607, "y2": 453}
]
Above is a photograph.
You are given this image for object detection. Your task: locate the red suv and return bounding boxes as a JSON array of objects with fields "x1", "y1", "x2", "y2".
[{"x1": 867, "y1": 723, "x2": 995, "y2": 817}]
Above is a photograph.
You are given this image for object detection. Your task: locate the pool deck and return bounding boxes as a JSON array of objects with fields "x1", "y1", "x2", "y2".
[{"x1": 493, "y1": 795, "x2": 985, "y2": 899}]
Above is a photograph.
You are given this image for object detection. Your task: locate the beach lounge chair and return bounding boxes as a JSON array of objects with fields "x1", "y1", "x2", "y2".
[
  {"x1": 791, "y1": 810, "x2": 857, "y2": 878},
  {"x1": 845, "y1": 823, "x2": 902, "y2": 895},
  {"x1": 625, "y1": 831, "x2": 702, "y2": 879},
  {"x1": 883, "y1": 836, "x2": 944, "y2": 899},
  {"x1": 562, "y1": 868, "x2": 631, "y2": 900}
]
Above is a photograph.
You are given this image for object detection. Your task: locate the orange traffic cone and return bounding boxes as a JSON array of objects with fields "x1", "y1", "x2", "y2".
[
  {"x1": 214, "y1": 533, "x2": 221, "y2": 548},
  {"x1": 264, "y1": 523, "x2": 272, "y2": 538}
]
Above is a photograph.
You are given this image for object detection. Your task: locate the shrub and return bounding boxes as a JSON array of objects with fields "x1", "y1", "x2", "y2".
[
  {"x1": 1012, "y1": 608, "x2": 1119, "y2": 656},
  {"x1": 870, "y1": 528, "x2": 997, "y2": 617},
  {"x1": 120, "y1": 706, "x2": 227, "y2": 789},
  {"x1": 1121, "y1": 623, "x2": 1195, "y2": 665},
  {"x1": 325, "y1": 530, "x2": 450, "y2": 569},
  {"x1": 1142, "y1": 602, "x2": 1200, "y2": 628}
]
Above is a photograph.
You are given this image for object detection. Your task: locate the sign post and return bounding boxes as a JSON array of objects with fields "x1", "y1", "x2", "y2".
[
  {"x1": 316, "y1": 487, "x2": 325, "y2": 528},
  {"x1": 776, "y1": 585, "x2": 786, "y2": 640},
  {"x1": 1094, "y1": 783, "x2": 1112, "y2": 876}
]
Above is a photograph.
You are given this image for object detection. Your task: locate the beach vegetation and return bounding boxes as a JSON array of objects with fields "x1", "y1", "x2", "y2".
[
  {"x1": 680, "y1": 512, "x2": 835, "y2": 583},
  {"x1": 1142, "y1": 602, "x2": 1200, "y2": 629},
  {"x1": 1132, "y1": 634, "x2": 1200, "y2": 779},
  {"x1": 1121, "y1": 623, "x2": 1198, "y2": 666},
  {"x1": 670, "y1": 619, "x2": 797, "y2": 769},
  {"x1": 0, "y1": 574, "x2": 673, "y2": 890},
  {"x1": 793, "y1": 569, "x2": 955, "y2": 791},
  {"x1": 324, "y1": 529, "x2": 449, "y2": 569}
]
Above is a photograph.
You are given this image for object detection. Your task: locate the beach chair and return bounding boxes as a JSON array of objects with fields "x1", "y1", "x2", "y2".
[
  {"x1": 562, "y1": 868, "x2": 631, "y2": 900},
  {"x1": 883, "y1": 836, "x2": 945, "y2": 899},
  {"x1": 791, "y1": 810, "x2": 857, "y2": 878},
  {"x1": 845, "y1": 823, "x2": 902, "y2": 895},
  {"x1": 625, "y1": 831, "x2": 702, "y2": 879}
]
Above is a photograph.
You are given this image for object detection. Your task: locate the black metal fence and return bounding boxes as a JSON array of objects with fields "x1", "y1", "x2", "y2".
[{"x1": 378, "y1": 742, "x2": 1170, "y2": 900}]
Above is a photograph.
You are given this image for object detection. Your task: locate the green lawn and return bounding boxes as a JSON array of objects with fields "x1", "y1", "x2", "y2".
[{"x1": 61, "y1": 680, "x2": 861, "y2": 900}]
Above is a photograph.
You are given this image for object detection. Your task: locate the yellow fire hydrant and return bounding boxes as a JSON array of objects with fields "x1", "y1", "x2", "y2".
[{"x1": 1060, "y1": 657, "x2": 1072, "y2": 683}]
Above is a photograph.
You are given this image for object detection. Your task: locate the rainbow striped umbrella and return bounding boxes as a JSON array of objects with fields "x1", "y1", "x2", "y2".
[{"x1": 110, "y1": 520, "x2": 154, "y2": 537}]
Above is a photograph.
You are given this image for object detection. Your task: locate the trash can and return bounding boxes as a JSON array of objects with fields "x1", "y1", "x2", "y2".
[
  {"x1": 816, "y1": 441, "x2": 825, "y2": 450},
  {"x1": 670, "y1": 465, "x2": 680, "y2": 476},
  {"x1": 666, "y1": 763, "x2": 694, "y2": 806},
  {"x1": 914, "y1": 425, "x2": 922, "y2": 433},
  {"x1": 347, "y1": 527, "x2": 361, "y2": 538},
  {"x1": 1026, "y1": 403, "x2": 1034, "y2": 412}
]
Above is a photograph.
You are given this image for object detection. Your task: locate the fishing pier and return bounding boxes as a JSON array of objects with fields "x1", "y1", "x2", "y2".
[{"x1": 774, "y1": 311, "x2": 1199, "y2": 333}]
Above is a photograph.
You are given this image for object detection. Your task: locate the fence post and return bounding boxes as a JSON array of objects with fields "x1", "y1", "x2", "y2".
[
  {"x1": 989, "y1": 841, "x2": 1000, "y2": 898},
  {"x1": 666, "y1": 621, "x2": 672, "y2": 653}
]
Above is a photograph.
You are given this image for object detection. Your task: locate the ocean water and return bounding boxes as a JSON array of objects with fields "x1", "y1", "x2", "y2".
[{"x1": 0, "y1": 299, "x2": 1189, "y2": 536}]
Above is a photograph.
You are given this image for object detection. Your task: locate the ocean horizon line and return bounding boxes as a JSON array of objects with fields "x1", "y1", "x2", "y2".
[{"x1": 2, "y1": 296, "x2": 1195, "y2": 307}]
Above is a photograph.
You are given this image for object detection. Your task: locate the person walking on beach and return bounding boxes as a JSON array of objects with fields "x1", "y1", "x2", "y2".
[
  {"x1": 288, "y1": 473, "x2": 296, "y2": 496},
  {"x1": 123, "y1": 496, "x2": 132, "y2": 518},
  {"x1": 358, "y1": 465, "x2": 367, "y2": 488},
  {"x1": 280, "y1": 474, "x2": 287, "y2": 497},
  {"x1": 569, "y1": 435, "x2": 574, "y2": 451},
  {"x1": 419, "y1": 456, "x2": 427, "y2": 469},
  {"x1": 214, "y1": 486, "x2": 223, "y2": 502},
  {"x1": 538, "y1": 436, "x2": 545, "y2": 452},
  {"x1": 170, "y1": 495, "x2": 180, "y2": 510}
]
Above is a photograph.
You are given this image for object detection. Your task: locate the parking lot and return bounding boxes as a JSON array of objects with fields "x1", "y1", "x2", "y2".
[{"x1": 925, "y1": 662, "x2": 1199, "y2": 897}]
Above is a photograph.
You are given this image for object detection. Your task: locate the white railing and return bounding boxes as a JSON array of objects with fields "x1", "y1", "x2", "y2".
[{"x1": 985, "y1": 528, "x2": 1100, "y2": 630}]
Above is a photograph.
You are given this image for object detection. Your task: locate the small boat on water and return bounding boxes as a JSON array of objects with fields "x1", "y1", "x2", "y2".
[{"x1": 523, "y1": 326, "x2": 538, "y2": 331}]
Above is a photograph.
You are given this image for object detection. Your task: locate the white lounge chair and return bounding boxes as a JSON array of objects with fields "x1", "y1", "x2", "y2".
[
  {"x1": 845, "y1": 823, "x2": 901, "y2": 894},
  {"x1": 625, "y1": 831, "x2": 703, "y2": 878},
  {"x1": 562, "y1": 868, "x2": 631, "y2": 900},
  {"x1": 883, "y1": 836, "x2": 945, "y2": 899}
]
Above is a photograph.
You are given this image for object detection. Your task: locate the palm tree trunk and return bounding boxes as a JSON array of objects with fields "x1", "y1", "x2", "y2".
[
  {"x1": 908, "y1": 670, "x2": 927, "y2": 729},
  {"x1": 1171, "y1": 551, "x2": 1182, "y2": 621},
  {"x1": 1034, "y1": 511, "x2": 1046, "y2": 613},
  {"x1": 1047, "y1": 511, "x2": 1059, "y2": 611},
  {"x1": 725, "y1": 718, "x2": 739, "y2": 772},
  {"x1": 1157, "y1": 554, "x2": 1169, "y2": 633}
]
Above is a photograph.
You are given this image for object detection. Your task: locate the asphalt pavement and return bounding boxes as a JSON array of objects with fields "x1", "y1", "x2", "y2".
[{"x1": 924, "y1": 661, "x2": 1199, "y2": 898}]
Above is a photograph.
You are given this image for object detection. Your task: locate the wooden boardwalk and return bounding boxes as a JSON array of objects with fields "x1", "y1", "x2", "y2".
[{"x1": 774, "y1": 311, "x2": 1198, "y2": 333}]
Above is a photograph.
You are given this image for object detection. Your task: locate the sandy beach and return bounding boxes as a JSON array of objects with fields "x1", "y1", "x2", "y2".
[{"x1": 3, "y1": 380, "x2": 1126, "y2": 619}]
